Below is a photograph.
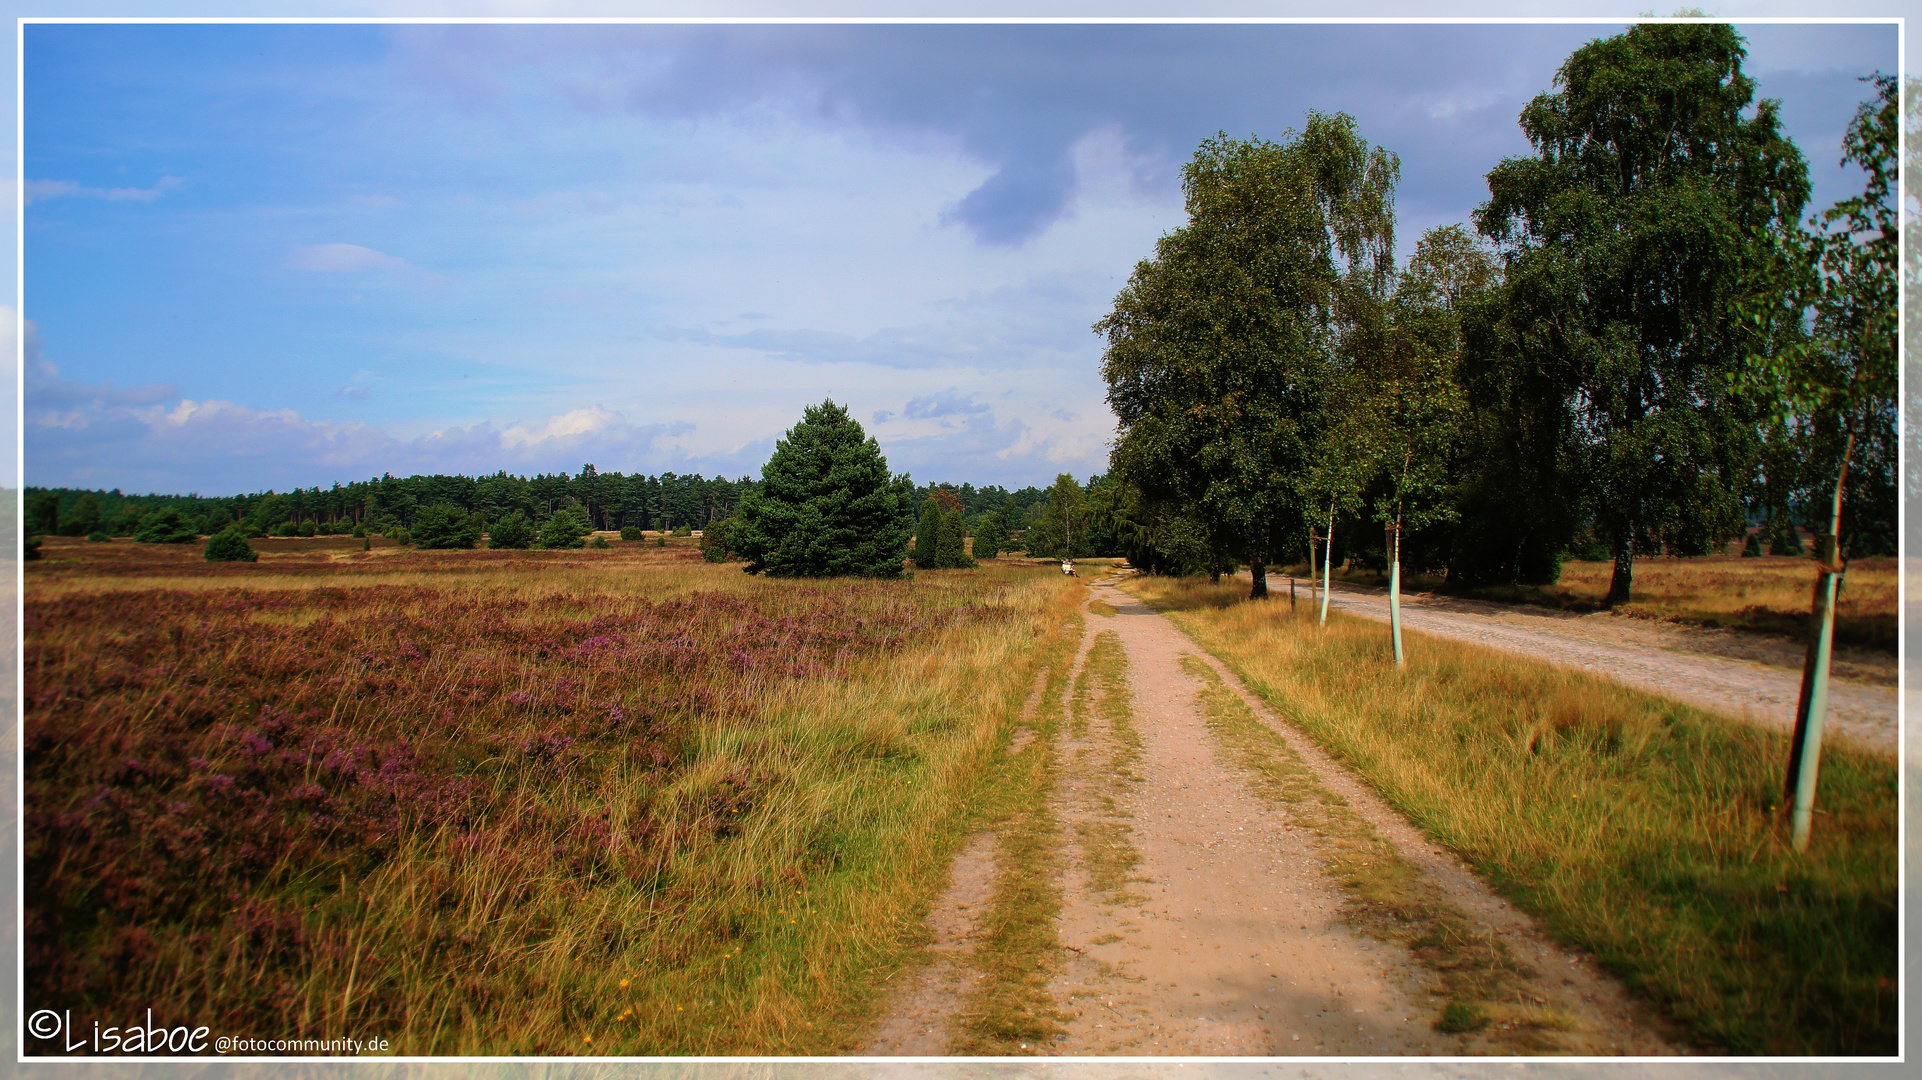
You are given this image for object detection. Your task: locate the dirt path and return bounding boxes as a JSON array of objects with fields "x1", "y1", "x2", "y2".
[
  {"x1": 1278, "y1": 576, "x2": 1897, "y2": 756},
  {"x1": 867, "y1": 577, "x2": 1678, "y2": 1057}
]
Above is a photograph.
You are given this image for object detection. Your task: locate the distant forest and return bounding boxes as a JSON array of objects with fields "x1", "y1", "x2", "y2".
[{"x1": 22, "y1": 468, "x2": 1075, "y2": 543}]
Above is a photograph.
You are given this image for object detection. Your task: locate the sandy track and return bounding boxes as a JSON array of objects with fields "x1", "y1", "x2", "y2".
[
  {"x1": 1280, "y1": 576, "x2": 1897, "y2": 755},
  {"x1": 868, "y1": 578, "x2": 1677, "y2": 1056}
]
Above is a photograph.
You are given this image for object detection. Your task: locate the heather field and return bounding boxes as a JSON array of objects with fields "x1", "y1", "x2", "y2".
[{"x1": 24, "y1": 536, "x2": 1083, "y2": 1055}]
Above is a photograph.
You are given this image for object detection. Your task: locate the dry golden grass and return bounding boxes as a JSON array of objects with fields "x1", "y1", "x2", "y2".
[
  {"x1": 1124, "y1": 573, "x2": 1897, "y2": 1055},
  {"x1": 1304, "y1": 553, "x2": 1896, "y2": 651},
  {"x1": 25, "y1": 540, "x2": 1084, "y2": 1055}
]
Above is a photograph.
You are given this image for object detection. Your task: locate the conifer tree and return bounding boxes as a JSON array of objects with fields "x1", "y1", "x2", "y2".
[{"x1": 728, "y1": 400, "x2": 912, "y2": 577}]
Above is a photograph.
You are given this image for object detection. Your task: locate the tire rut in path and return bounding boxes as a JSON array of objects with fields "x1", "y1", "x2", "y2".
[{"x1": 1035, "y1": 577, "x2": 1677, "y2": 1057}]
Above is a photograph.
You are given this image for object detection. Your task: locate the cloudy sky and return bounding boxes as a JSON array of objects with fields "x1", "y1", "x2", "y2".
[{"x1": 18, "y1": 16, "x2": 1899, "y2": 495}]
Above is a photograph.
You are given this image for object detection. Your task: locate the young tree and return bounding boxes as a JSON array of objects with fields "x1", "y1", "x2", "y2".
[
  {"x1": 537, "y1": 508, "x2": 591, "y2": 549},
  {"x1": 1366, "y1": 225, "x2": 1488, "y2": 657},
  {"x1": 913, "y1": 495, "x2": 944, "y2": 569},
  {"x1": 203, "y1": 528, "x2": 258, "y2": 563},
  {"x1": 972, "y1": 513, "x2": 1008, "y2": 559},
  {"x1": 489, "y1": 512, "x2": 536, "y2": 549},
  {"x1": 1476, "y1": 23, "x2": 1809, "y2": 606},
  {"x1": 134, "y1": 509, "x2": 199, "y2": 544},
  {"x1": 1026, "y1": 474, "x2": 1092, "y2": 560},
  {"x1": 935, "y1": 507, "x2": 975, "y2": 568},
  {"x1": 1737, "y1": 75, "x2": 1897, "y2": 852},
  {"x1": 728, "y1": 400, "x2": 912, "y2": 578},
  {"x1": 700, "y1": 516, "x2": 736, "y2": 563},
  {"x1": 412, "y1": 503, "x2": 483, "y2": 549}
]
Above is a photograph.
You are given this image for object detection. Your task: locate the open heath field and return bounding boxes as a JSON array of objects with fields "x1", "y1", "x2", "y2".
[
  {"x1": 24, "y1": 537, "x2": 1083, "y2": 1055},
  {"x1": 1124, "y1": 574, "x2": 1897, "y2": 1056}
]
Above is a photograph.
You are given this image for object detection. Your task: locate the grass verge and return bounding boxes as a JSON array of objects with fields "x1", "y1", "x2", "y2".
[{"x1": 1127, "y1": 574, "x2": 1897, "y2": 1056}]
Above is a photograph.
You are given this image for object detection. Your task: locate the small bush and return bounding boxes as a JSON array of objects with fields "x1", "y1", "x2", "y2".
[
  {"x1": 488, "y1": 512, "x2": 535, "y2": 550},
  {"x1": 352, "y1": 523, "x2": 367, "y2": 538},
  {"x1": 672, "y1": 524, "x2": 692, "y2": 538},
  {"x1": 298, "y1": 521, "x2": 317, "y2": 538},
  {"x1": 134, "y1": 509, "x2": 199, "y2": 545},
  {"x1": 537, "y1": 509, "x2": 591, "y2": 550},
  {"x1": 274, "y1": 522, "x2": 299, "y2": 538},
  {"x1": 588, "y1": 535, "x2": 611, "y2": 549},
  {"x1": 24, "y1": 536, "x2": 41, "y2": 561},
  {"x1": 412, "y1": 503, "x2": 482, "y2": 550},
  {"x1": 620, "y1": 525, "x2": 642, "y2": 542},
  {"x1": 390, "y1": 528, "x2": 411, "y2": 546},
  {"x1": 203, "y1": 529, "x2": 258, "y2": 563},
  {"x1": 86, "y1": 532, "x2": 112, "y2": 544},
  {"x1": 700, "y1": 517, "x2": 735, "y2": 563}
]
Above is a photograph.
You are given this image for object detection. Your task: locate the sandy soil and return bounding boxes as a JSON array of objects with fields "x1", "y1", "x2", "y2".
[
  {"x1": 1275, "y1": 576, "x2": 1898, "y2": 756},
  {"x1": 866, "y1": 577, "x2": 1678, "y2": 1057}
]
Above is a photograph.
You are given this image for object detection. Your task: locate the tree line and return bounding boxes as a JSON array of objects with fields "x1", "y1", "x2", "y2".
[
  {"x1": 1095, "y1": 24, "x2": 1897, "y2": 605},
  {"x1": 23, "y1": 468, "x2": 760, "y2": 541}
]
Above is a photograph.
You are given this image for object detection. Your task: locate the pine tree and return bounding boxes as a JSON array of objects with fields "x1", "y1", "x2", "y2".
[{"x1": 728, "y1": 400, "x2": 912, "y2": 577}]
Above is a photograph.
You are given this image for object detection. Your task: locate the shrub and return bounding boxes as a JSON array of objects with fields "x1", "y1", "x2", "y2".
[
  {"x1": 588, "y1": 535, "x2": 611, "y2": 549},
  {"x1": 912, "y1": 496, "x2": 943, "y2": 569},
  {"x1": 412, "y1": 503, "x2": 483, "y2": 550},
  {"x1": 935, "y1": 507, "x2": 975, "y2": 568},
  {"x1": 656, "y1": 535, "x2": 667, "y2": 547},
  {"x1": 973, "y1": 513, "x2": 1007, "y2": 559},
  {"x1": 86, "y1": 531, "x2": 112, "y2": 544},
  {"x1": 274, "y1": 522, "x2": 299, "y2": 538},
  {"x1": 672, "y1": 524, "x2": 692, "y2": 538},
  {"x1": 536, "y1": 509, "x2": 590, "y2": 550},
  {"x1": 134, "y1": 509, "x2": 199, "y2": 544},
  {"x1": 700, "y1": 517, "x2": 735, "y2": 563},
  {"x1": 488, "y1": 512, "x2": 536, "y2": 550},
  {"x1": 728, "y1": 401, "x2": 912, "y2": 578},
  {"x1": 298, "y1": 521, "x2": 317, "y2": 538},
  {"x1": 352, "y1": 523, "x2": 367, "y2": 538},
  {"x1": 620, "y1": 525, "x2": 642, "y2": 542},
  {"x1": 203, "y1": 529, "x2": 258, "y2": 563},
  {"x1": 391, "y1": 528, "x2": 411, "y2": 546}
]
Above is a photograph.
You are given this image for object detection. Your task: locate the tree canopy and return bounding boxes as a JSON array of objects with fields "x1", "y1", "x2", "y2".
[
  {"x1": 728, "y1": 400, "x2": 914, "y2": 578},
  {"x1": 1475, "y1": 22, "x2": 1809, "y2": 604}
]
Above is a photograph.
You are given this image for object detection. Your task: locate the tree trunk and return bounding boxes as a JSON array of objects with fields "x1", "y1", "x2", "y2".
[
  {"x1": 1249, "y1": 533, "x2": 1268, "y2": 600},
  {"x1": 1605, "y1": 532, "x2": 1634, "y2": 608},
  {"x1": 1785, "y1": 430, "x2": 1854, "y2": 853}
]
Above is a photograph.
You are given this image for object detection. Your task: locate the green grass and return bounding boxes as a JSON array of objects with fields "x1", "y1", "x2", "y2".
[{"x1": 1128, "y1": 574, "x2": 1898, "y2": 1056}]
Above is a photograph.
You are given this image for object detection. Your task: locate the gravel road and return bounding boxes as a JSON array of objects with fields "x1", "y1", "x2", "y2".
[{"x1": 1278, "y1": 576, "x2": 1898, "y2": 756}]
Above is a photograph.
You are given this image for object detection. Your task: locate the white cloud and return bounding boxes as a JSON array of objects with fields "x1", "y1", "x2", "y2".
[
  {"x1": 25, "y1": 176, "x2": 183, "y2": 205},
  {"x1": 286, "y1": 242, "x2": 420, "y2": 273}
]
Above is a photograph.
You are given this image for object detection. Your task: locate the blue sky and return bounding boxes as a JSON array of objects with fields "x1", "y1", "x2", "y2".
[{"x1": 17, "y1": 17, "x2": 1900, "y2": 495}]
